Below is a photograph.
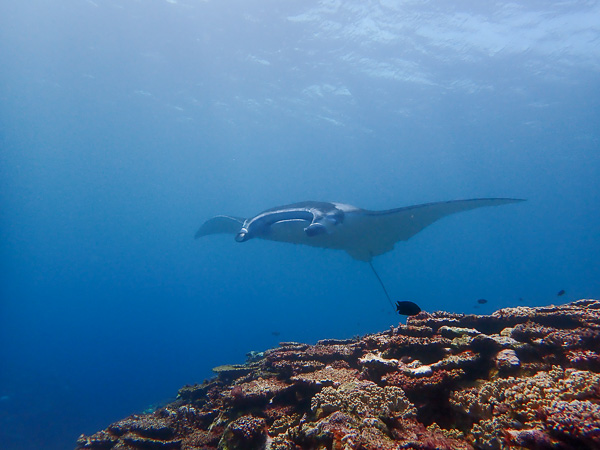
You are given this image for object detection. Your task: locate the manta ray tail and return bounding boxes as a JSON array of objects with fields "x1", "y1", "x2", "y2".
[{"x1": 369, "y1": 261, "x2": 395, "y2": 311}]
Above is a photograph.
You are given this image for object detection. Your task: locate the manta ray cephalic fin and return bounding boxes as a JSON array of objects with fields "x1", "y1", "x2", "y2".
[{"x1": 194, "y1": 215, "x2": 245, "y2": 239}]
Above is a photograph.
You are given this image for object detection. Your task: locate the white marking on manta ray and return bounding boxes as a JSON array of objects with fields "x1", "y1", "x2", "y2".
[{"x1": 194, "y1": 198, "x2": 524, "y2": 262}]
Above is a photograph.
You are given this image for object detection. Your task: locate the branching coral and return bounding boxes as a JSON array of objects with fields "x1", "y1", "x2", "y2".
[
  {"x1": 450, "y1": 366, "x2": 600, "y2": 448},
  {"x1": 311, "y1": 380, "x2": 416, "y2": 420}
]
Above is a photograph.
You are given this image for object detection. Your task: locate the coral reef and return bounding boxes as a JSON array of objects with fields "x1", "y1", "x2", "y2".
[{"x1": 76, "y1": 299, "x2": 600, "y2": 449}]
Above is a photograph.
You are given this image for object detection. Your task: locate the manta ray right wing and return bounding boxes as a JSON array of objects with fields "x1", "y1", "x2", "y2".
[{"x1": 194, "y1": 215, "x2": 245, "y2": 239}]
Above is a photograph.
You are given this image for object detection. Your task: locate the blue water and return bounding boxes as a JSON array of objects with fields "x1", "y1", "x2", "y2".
[{"x1": 1, "y1": 1, "x2": 599, "y2": 448}]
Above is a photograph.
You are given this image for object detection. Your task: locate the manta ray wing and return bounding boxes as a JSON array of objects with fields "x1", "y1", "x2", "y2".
[
  {"x1": 194, "y1": 215, "x2": 244, "y2": 239},
  {"x1": 336, "y1": 198, "x2": 525, "y2": 261}
]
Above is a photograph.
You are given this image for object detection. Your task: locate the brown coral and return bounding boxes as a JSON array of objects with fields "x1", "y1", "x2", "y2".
[
  {"x1": 290, "y1": 366, "x2": 359, "y2": 387},
  {"x1": 310, "y1": 380, "x2": 416, "y2": 420},
  {"x1": 544, "y1": 399, "x2": 600, "y2": 447},
  {"x1": 220, "y1": 414, "x2": 267, "y2": 450},
  {"x1": 450, "y1": 366, "x2": 600, "y2": 449},
  {"x1": 76, "y1": 299, "x2": 600, "y2": 450}
]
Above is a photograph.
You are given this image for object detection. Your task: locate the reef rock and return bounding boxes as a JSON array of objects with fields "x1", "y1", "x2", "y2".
[
  {"x1": 495, "y1": 348, "x2": 520, "y2": 372},
  {"x1": 76, "y1": 299, "x2": 600, "y2": 450}
]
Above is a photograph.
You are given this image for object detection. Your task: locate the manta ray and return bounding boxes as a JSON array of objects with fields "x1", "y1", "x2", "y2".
[{"x1": 195, "y1": 198, "x2": 524, "y2": 262}]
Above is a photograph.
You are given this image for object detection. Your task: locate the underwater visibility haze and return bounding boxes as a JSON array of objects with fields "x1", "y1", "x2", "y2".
[{"x1": 1, "y1": 1, "x2": 599, "y2": 449}]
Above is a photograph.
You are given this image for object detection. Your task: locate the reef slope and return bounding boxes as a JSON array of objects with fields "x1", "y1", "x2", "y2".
[{"x1": 76, "y1": 300, "x2": 600, "y2": 449}]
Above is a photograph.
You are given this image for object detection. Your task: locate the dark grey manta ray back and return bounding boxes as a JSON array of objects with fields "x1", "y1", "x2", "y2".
[{"x1": 195, "y1": 198, "x2": 524, "y2": 262}]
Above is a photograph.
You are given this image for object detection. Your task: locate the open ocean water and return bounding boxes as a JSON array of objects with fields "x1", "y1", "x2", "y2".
[{"x1": 1, "y1": 1, "x2": 599, "y2": 449}]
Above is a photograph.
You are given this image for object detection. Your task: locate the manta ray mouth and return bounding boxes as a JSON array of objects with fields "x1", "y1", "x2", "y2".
[
  {"x1": 235, "y1": 229, "x2": 249, "y2": 242},
  {"x1": 304, "y1": 223, "x2": 328, "y2": 237}
]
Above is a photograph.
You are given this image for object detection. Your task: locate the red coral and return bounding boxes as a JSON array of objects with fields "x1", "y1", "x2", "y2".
[
  {"x1": 383, "y1": 368, "x2": 465, "y2": 395},
  {"x1": 503, "y1": 428, "x2": 554, "y2": 448},
  {"x1": 566, "y1": 349, "x2": 600, "y2": 370}
]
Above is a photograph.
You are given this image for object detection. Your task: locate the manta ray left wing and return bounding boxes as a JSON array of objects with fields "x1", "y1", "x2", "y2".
[
  {"x1": 339, "y1": 198, "x2": 524, "y2": 261},
  {"x1": 194, "y1": 215, "x2": 244, "y2": 239}
]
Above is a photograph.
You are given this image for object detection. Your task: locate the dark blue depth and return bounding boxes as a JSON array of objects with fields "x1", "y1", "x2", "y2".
[{"x1": 1, "y1": 1, "x2": 599, "y2": 449}]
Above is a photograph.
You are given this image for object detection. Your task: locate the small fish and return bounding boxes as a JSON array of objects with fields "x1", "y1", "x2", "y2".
[
  {"x1": 271, "y1": 331, "x2": 281, "y2": 337},
  {"x1": 477, "y1": 298, "x2": 488, "y2": 305},
  {"x1": 395, "y1": 301, "x2": 421, "y2": 316},
  {"x1": 557, "y1": 290, "x2": 566, "y2": 296}
]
